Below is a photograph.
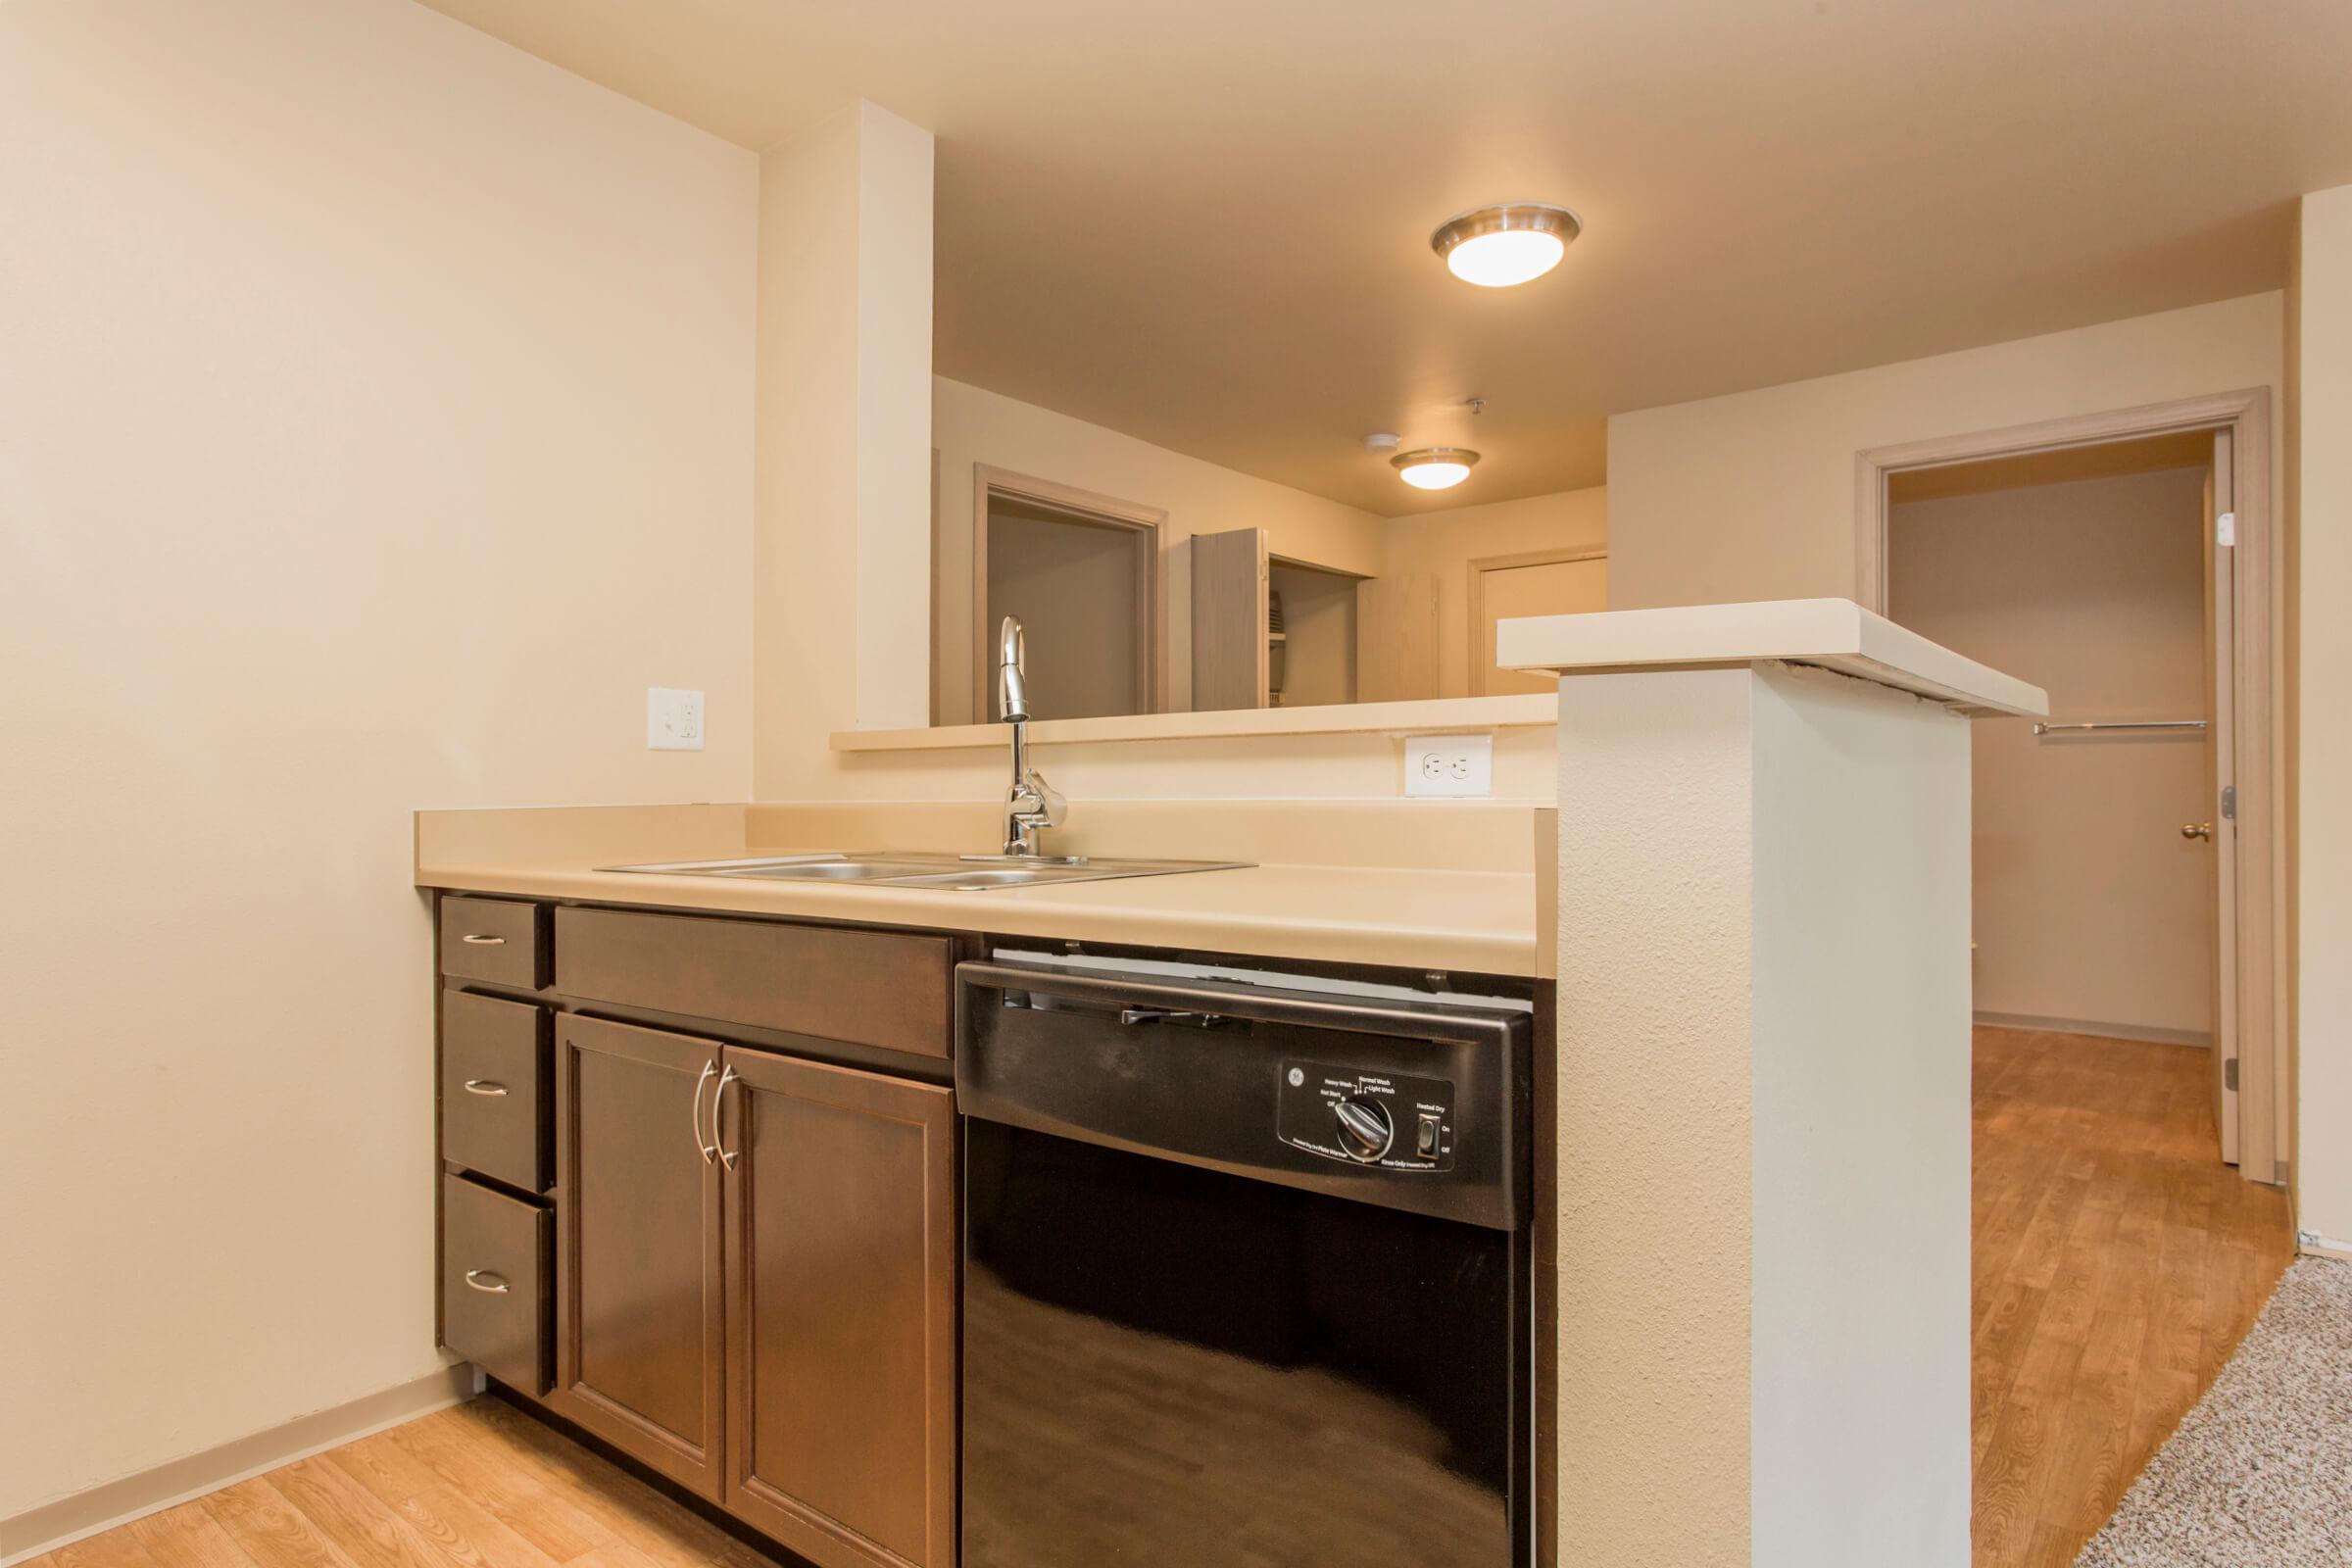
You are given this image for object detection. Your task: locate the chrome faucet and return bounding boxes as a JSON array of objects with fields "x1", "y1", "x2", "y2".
[{"x1": 998, "y1": 616, "x2": 1066, "y2": 856}]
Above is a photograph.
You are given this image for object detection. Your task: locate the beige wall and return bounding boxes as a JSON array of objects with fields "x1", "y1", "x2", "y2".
[
  {"x1": 2294, "y1": 184, "x2": 2352, "y2": 1248},
  {"x1": 1606, "y1": 292, "x2": 2283, "y2": 610},
  {"x1": 0, "y1": 0, "x2": 758, "y2": 1524},
  {"x1": 1382, "y1": 488, "x2": 1609, "y2": 698},
  {"x1": 1890, "y1": 467, "x2": 2214, "y2": 1039},
  {"x1": 930, "y1": 377, "x2": 1388, "y2": 724}
]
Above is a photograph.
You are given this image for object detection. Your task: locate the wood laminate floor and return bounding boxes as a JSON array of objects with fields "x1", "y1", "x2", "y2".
[
  {"x1": 28, "y1": 1397, "x2": 781, "y2": 1568},
  {"x1": 30, "y1": 1027, "x2": 2296, "y2": 1568},
  {"x1": 1971, "y1": 1026, "x2": 2294, "y2": 1568}
]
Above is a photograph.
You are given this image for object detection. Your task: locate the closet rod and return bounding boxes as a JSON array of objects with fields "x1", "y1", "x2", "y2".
[{"x1": 2030, "y1": 718, "x2": 2207, "y2": 736}]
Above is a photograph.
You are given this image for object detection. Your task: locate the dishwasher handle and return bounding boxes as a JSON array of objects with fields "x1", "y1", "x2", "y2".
[{"x1": 957, "y1": 960, "x2": 1521, "y2": 1047}]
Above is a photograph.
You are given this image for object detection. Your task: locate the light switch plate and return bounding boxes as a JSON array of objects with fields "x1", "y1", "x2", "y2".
[
  {"x1": 647, "y1": 687, "x2": 705, "y2": 751},
  {"x1": 1403, "y1": 734, "x2": 1492, "y2": 798}
]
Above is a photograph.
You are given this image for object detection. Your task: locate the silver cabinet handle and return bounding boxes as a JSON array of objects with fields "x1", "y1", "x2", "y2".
[
  {"x1": 462, "y1": 1079, "x2": 509, "y2": 1097},
  {"x1": 460, "y1": 934, "x2": 507, "y2": 946},
  {"x1": 464, "y1": 1269, "x2": 510, "y2": 1294},
  {"x1": 690, "y1": 1060, "x2": 718, "y2": 1165},
  {"x1": 714, "y1": 1065, "x2": 742, "y2": 1170}
]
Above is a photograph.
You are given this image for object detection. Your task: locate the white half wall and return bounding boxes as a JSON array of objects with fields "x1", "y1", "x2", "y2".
[{"x1": 1553, "y1": 662, "x2": 1973, "y2": 1566}]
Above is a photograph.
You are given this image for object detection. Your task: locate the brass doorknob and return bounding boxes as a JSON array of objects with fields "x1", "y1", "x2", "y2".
[{"x1": 2181, "y1": 821, "x2": 2212, "y2": 841}]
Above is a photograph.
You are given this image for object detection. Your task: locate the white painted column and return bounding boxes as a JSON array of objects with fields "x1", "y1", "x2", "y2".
[
  {"x1": 753, "y1": 100, "x2": 933, "y2": 796},
  {"x1": 849, "y1": 105, "x2": 935, "y2": 733},
  {"x1": 1504, "y1": 601, "x2": 2044, "y2": 1567}
]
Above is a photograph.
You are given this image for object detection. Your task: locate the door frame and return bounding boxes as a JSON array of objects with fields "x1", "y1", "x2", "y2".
[
  {"x1": 969, "y1": 465, "x2": 1167, "y2": 723},
  {"x1": 1854, "y1": 386, "x2": 2284, "y2": 1185},
  {"x1": 1465, "y1": 547, "x2": 1607, "y2": 696}
]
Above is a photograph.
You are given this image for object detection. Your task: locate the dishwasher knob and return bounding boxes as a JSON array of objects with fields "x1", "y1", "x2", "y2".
[{"x1": 1332, "y1": 1097, "x2": 1395, "y2": 1161}]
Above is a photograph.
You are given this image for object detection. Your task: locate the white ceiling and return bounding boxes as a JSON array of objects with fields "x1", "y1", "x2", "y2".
[{"x1": 416, "y1": 0, "x2": 2352, "y2": 514}]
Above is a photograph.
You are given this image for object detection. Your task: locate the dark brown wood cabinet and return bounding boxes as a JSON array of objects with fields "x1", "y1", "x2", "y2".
[
  {"x1": 719, "y1": 1049, "x2": 957, "y2": 1568},
  {"x1": 438, "y1": 895, "x2": 545, "y2": 988},
  {"x1": 550, "y1": 1015, "x2": 726, "y2": 1502},
  {"x1": 555, "y1": 905, "x2": 954, "y2": 1060},
  {"x1": 436, "y1": 895, "x2": 961, "y2": 1568},
  {"x1": 440, "y1": 1171, "x2": 551, "y2": 1395},
  {"x1": 440, "y1": 989, "x2": 549, "y2": 1193}
]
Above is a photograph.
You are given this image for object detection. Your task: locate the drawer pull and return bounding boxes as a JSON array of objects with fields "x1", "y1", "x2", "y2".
[
  {"x1": 462, "y1": 1079, "x2": 509, "y2": 1097},
  {"x1": 463, "y1": 1269, "x2": 511, "y2": 1295},
  {"x1": 459, "y1": 934, "x2": 508, "y2": 947}
]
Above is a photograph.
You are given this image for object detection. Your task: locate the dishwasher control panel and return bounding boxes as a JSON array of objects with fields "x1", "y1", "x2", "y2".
[{"x1": 1278, "y1": 1062, "x2": 1455, "y2": 1171}]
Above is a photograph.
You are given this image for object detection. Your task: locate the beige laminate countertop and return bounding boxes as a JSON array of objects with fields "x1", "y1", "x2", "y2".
[{"x1": 415, "y1": 803, "x2": 1544, "y2": 978}]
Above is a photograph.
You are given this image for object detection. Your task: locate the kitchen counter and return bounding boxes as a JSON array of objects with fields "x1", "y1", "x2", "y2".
[{"x1": 415, "y1": 800, "x2": 1544, "y2": 977}]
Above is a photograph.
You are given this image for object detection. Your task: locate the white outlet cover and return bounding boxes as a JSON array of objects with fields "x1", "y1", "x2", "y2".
[
  {"x1": 1403, "y1": 734, "x2": 1493, "y2": 798},
  {"x1": 647, "y1": 687, "x2": 706, "y2": 751}
]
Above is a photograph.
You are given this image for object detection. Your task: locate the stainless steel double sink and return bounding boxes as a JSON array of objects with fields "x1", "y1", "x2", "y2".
[{"x1": 602, "y1": 852, "x2": 1250, "y2": 893}]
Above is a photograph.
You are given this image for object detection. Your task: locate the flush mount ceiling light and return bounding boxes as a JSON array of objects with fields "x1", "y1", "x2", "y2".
[
  {"x1": 1430, "y1": 203, "x2": 1582, "y2": 287},
  {"x1": 1392, "y1": 447, "x2": 1480, "y2": 490}
]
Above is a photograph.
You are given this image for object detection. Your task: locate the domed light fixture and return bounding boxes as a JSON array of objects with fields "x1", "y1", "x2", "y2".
[
  {"x1": 1392, "y1": 447, "x2": 1480, "y2": 490},
  {"x1": 1430, "y1": 202, "x2": 1582, "y2": 287}
]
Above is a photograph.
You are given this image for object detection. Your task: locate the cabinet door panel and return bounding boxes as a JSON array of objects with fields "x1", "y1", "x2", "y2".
[
  {"x1": 1189, "y1": 526, "x2": 1268, "y2": 711},
  {"x1": 721, "y1": 1048, "x2": 956, "y2": 1568},
  {"x1": 553, "y1": 1015, "x2": 724, "y2": 1500}
]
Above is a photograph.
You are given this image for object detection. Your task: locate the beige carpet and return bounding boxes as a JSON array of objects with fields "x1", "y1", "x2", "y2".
[{"x1": 2075, "y1": 1256, "x2": 2352, "y2": 1566}]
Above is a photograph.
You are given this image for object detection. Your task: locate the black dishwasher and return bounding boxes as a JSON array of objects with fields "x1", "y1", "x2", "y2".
[{"x1": 955, "y1": 957, "x2": 1532, "y2": 1568}]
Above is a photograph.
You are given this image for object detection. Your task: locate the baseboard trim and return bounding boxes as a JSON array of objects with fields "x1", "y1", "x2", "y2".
[
  {"x1": 0, "y1": 1363, "x2": 481, "y2": 1566},
  {"x1": 1975, "y1": 1010, "x2": 2214, "y2": 1049}
]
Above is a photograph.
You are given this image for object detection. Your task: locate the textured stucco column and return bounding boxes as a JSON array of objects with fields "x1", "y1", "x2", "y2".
[{"x1": 1549, "y1": 660, "x2": 1976, "y2": 1565}]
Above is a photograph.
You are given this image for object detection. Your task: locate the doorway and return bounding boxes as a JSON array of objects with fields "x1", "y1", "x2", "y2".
[
  {"x1": 1865, "y1": 396, "x2": 2293, "y2": 1568},
  {"x1": 1466, "y1": 548, "x2": 1607, "y2": 696},
  {"x1": 970, "y1": 466, "x2": 1166, "y2": 722},
  {"x1": 1859, "y1": 389, "x2": 2281, "y2": 1185},
  {"x1": 1888, "y1": 436, "x2": 2215, "y2": 1040}
]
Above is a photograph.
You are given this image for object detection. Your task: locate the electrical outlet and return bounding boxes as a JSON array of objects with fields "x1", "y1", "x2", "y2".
[
  {"x1": 1403, "y1": 734, "x2": 1492, "y2": 798},
  {"x1": 647, "y1": 687, "x2": 705, "y2": 751}
]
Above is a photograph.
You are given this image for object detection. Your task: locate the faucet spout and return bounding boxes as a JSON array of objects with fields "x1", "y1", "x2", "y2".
[
  {"x1": 998, "y1": 617, "x2": 1030, "y2": 724},
  {"x1": 997, "y1": 615, "x2": 1065, "y2": 855}
]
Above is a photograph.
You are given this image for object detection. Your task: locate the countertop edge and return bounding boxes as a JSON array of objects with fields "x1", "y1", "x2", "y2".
[{"x1": 416, "y1": 860, "x2": 1540, "y2": 980}]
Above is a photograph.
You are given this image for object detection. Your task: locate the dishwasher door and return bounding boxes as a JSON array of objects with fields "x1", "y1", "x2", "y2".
[{"x1": 956, "y1": 959, "x2": 1532, "y2": 1568}]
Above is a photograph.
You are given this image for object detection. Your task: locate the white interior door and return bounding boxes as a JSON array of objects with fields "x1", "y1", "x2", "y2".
[
  {"x1": 2207, "y1": 429, "x2": 2240, "y2": 1164},
  {"x1": 1472, "y1": 553, "x2": 1606, "y2": 696}
]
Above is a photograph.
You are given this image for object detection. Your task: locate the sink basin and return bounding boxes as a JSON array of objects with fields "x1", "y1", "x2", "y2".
[{"x1": 602, "y1": 852, "x2": 1250, "y2": 892}]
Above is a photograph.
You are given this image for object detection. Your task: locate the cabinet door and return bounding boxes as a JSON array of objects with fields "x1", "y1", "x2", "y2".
[
  {"x1": 552, "y1": 1016, "x2": 725, "y2": 1501},
  {"x1": 1189, "y1": 526, "x2": 1268, "y2": 710},
  {"x1": 719, "y1": 1048, "x2": 957, "y2": 1568}
]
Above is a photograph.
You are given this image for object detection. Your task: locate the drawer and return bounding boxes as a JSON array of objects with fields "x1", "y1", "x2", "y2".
[
  {"x1": 439, "y1": 896, "x2": 543, "y2": 989},
  {"x1": 555, "y1": 906, "x2": 954, "y2": 1059},
  {"x1": 441, "y1": 1172, "x2": 550, "y2": 1395},
  {"x1": 440, "y1": 990, "x2": 549, "y2": 1192}
]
